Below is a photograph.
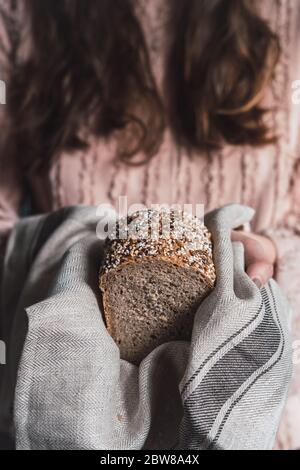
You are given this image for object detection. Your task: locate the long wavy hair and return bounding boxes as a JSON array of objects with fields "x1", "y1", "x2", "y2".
[{"x1": 7, "y1": 0, "x2": 280, "y2": 172}]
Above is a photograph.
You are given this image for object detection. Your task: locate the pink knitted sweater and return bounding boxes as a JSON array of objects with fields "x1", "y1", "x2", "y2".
[{"x1": 0, "y1": 0, "x2": 300, "y2": 449}]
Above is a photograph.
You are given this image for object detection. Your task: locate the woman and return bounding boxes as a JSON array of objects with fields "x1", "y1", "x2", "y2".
[{"x1": 0, "y1": 0, "x2": 299, "y2": 449}]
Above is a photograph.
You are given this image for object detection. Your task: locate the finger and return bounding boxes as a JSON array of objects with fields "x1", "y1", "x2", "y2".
[
  {"x1": 232, "y1": 231, "x2": 275, "y2": 286},
  {"x1": 231, "y1": 231, "x2": 276, "y2": 266},
  {"x1": 246, "y1": 261, "x2": 274, "y2": 288}
]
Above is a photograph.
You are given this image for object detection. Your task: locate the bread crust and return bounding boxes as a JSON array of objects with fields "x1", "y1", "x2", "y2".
[{"x1": 100, "y1": 209, "x2": 216, "y2": 283}]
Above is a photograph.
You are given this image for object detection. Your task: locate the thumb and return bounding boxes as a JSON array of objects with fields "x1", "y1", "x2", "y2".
[{"x1": 231, "y1": 231, "x2": 276, "y2": 287}]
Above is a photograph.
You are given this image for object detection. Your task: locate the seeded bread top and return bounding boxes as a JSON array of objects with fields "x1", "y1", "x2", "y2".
[{"x1": 100, "y1": 209, "x2": 216, "y2": 288}]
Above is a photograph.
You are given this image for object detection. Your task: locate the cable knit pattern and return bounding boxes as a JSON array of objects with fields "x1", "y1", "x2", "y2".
[{"x1": 0, "y1": 0, "x2": 300, "y2": 450}]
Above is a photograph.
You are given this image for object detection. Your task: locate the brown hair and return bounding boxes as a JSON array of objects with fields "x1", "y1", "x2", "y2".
[{"x1": 7, "y1": 0, "x2": 280, "y2": 172}]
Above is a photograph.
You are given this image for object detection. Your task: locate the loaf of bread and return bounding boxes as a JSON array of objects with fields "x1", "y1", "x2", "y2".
[{"x1": 99, "y1": 209, "x2": 216, "y2": 365}]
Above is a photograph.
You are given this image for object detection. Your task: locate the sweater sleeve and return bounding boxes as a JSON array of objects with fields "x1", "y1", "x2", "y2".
[
  {"x1": 263, "y1": 157, "x2": 300, "y2": 311},
  {"x1": 0, "y1": 0, "x2": 23, "y2": 245},
  {"x1": 261, "y1": 156, "x2": 300, "y2": 450}
]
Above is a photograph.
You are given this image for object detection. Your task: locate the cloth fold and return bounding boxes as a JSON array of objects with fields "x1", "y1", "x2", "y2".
[{"x1": 0, "y1": 204, "x2": 293, "y2": 450}]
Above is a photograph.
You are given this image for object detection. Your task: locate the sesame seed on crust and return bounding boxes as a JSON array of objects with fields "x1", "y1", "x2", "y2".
[{"x1": 99, "y1": 209, "x2": 216, "y2": 287}]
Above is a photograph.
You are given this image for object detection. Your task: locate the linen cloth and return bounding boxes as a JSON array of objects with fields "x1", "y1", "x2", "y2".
[
  {"x1": 0, "y1": 204, "x2": 293, "y2": 450},
  {"x1": 0, "y1": 0, "x2": 300, "y2": 449}
]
